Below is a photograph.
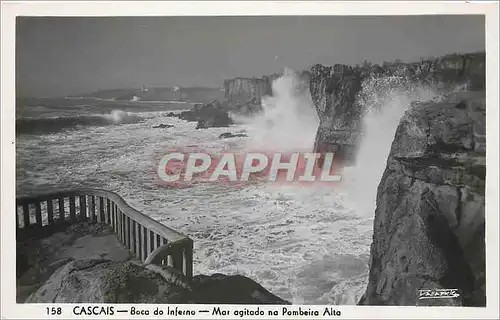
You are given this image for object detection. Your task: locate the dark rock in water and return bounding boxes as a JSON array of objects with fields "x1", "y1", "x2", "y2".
[
  {"x1": 177, "y1": 110, "x2": 199, "y2": 122},
  {"x1": 153, "y1": 124, "x2": 174, "y2": 129},
  {"x1": 224, "y1": 98, "x2": 264, "y2": 117},
  {"x1": 191, "y1": 273, "x2": 290, "y2": 304},
  {"x1": 177, "y1": 100, "x2": 233, "y2": 129},
  {"x1": 166, "y1": 112, "x2": 177, "y2": 117},
  {"x1": 26, "y1": 259, "x2": 289, "y2": 304},
  {"x1": 195, "y1": 117, "x2": 231, "y2": 129},
  {"x1": 193, "y1": 103, "x2": 204, "y2": 111},
  {"x1": 310, "y1": 52, "x2": 486, "y2": 166},
  {"x1": 360, "y1": 91, "x2": 485, "y2": 306},
  {"x1": 218, "y1": 132, "x2": 248, "y2": 139}
]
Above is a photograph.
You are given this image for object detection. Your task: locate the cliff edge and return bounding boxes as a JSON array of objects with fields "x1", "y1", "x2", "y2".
[
  {"x1": 224, "y1": 75, "x2": 280, "y2": 104},
  {"x1": 309, "y1": 52, "x2": 485, "y2": 165},
  {"x1": 359, "y1": 91, "x2": 486, "y2": 306}
]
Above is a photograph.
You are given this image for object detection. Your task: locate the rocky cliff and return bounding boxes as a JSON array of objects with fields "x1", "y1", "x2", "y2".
[
  {"x1": 224, "y1": 75, "x2": 278, "y2": 104},
  {"x1": 359, "y1": 91, "x2": 486, "y2": 306},
  {"x1": 309, "y1": 52, "x2": 485, "y2": 165},
  {"x1": 222, "y1": 74, "x2": 282, "y2": 116}
]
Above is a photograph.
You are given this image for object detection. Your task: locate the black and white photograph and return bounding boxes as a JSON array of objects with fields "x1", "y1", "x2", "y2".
[{"x1": 1, "y1": 1, "x2": 499, "y2": 318}]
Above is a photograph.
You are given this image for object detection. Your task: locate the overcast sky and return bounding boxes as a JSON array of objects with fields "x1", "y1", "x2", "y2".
[{"x1": 16, "y1": 15, "x2": 485, "y2": 97}]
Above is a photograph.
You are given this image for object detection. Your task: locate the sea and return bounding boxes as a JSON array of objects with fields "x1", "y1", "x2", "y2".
[{"x1": 15, "y1": 70, "x2": 444, "y2": 304}]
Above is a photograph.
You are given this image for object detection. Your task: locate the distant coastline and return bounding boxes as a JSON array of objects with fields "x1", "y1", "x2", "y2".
[
  {"x1": 67, "y1": 86, "x2": 225, "y2": 104},
  {"x1": 63, "y1": 96, "x2": 193, "y2": 104}
]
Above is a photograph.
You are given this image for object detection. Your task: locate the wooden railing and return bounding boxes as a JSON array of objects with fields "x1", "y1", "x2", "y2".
[{"x1": 16, "y1": 188, "x2": 193, "y2": 278}]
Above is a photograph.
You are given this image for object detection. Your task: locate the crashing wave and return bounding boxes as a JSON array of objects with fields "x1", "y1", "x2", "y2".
[
  {"x1": 238, "y1": 67, "x2": 320, "y2": 153},
  {"x1": 16, "y1": 109, "x2": 143, "y2": 135}
]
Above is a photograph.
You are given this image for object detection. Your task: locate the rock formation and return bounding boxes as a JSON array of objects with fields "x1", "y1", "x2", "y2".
[
  {"x1": 175, "y1": 100, "x2": 233, "y2": 129},
  {"x1": 309, "y1": 52, "x2": 485, "y2": 165},
  {"x1": 222, "y1": 74, "x2": 282, "y2": 116},
  {"x1": 191, "y1": 273, "x2": 290, "y2": 304},
  {"x1": 359, "y1": 91, "x2": 486, "y2": 306},
  {"x1": 27, "y1": 259, "x2": 290, "y2": 304},
  {"x1": 224, "y1": 76, "x2": 277, "y2": 104}
]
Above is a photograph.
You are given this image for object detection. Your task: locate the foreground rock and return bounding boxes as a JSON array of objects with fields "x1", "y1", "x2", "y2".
[
  {"x1": 27, "y1": 259, "x2": 289, "y2": 304},
  {"x1": 177, "y1": 100, "x2": 233, "y2": 129},
  {"x1": 360, "y1": 91, "x2": 485, "y2": 306},
  {"x1": 310, "y1": 52, "x2": 485, "y2": 165},
  {"x1": 16, "y1": 222, "x2": 132, "y2": 303},
  {"x1": 191, "y1": 273, "x2": 290, "y2": 304},
  {"x1": 27, "y1": 260, "x2": 192, "y2": 303}
]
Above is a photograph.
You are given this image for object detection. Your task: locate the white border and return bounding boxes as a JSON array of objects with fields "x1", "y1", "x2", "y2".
[{"x1": 1, "y1": 1, "x2": 499, "y2": 319}]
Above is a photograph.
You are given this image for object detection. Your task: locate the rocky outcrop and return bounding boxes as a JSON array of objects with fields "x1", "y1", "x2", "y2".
[
  {"x1": 360, "y1": 91, "x2": 486, "y2": 306},
  {"x1": 27, "y1": 259, "x2": 290, "y2": 304},
  {"x1": 191, "y1": 273, "x2": 290, "y2": 304},
  {"x1": 195, "y1": 118, "x2": 231, "y2": 129},
  {"x1": 176, "y1": 100, "x2": 233, "y2": 129},
  {"x1": 224, "y1": 98, "x2": 265, "y2": 117},
  {"x1": 223, "y1": 78, "x2": 269, "y2": 116},
  {"x1": 27, "y1": 259, "x2": 192, "y2": 303},
  {"x1": 224, "y1": 76, "x2": 277, "y2": 105},
  {"x1": 223, "y1": 70, "x2": 316, "y2": 117},
  {"x1": 16, "y1": 222, "x2": 133, "y2": 303},
  {"x1": 310, "y1": 52, "x2": 485, "y2": 165},
  {"x1": 223, "y1": 74, "x2": 283, "y2": 116}
]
